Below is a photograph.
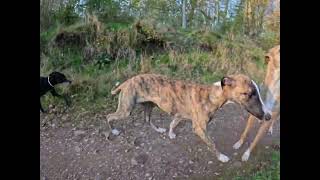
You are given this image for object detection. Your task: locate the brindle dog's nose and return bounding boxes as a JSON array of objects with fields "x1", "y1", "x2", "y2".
[{"x1": 264, "y1": 112, "x2": 272, "y2": 121}]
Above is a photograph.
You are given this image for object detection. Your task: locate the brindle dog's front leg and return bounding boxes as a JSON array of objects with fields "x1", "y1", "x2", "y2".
[
  {"x1": 233, "y1": 115, "x2": 256, "y2": 150},
  {"x1": 192, "y1": 117, "x2": 230, "y2": 163}
]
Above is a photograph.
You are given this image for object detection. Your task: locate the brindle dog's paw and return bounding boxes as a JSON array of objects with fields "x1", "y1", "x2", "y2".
[
  {"x1": 156, "y1": 127, "x2": 166, "y2": 133},
  {"x1": 218, "y1": 153, "x2": 230, "y2": 163},
  {"x1": 168, "y1": 131, "x2": 176, "y2": 139},
  {"x1": 111, "y1": 129, "x2": 121, "y2": 136}
]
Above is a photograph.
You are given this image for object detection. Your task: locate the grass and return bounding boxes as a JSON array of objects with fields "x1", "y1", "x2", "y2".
[
  {"x1": 233, "y1": 151, "x2": 280, "y2": 180},
  {"x1": 217, "y1": 143, "x2": 280, "y2": 180},
  {"x1": 40, "y1": 48, "x2": 266, "y2": 113},
  {"x1": 40, "y1": 19, "x2": 279, "y2": 179},
  {"x1": 40, "y1": 18, "x2": 273, "y2": 123}
]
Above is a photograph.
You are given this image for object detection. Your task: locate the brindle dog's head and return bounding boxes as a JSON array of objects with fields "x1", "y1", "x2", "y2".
[
  {"x1": 221, "y1": 74, "x2": 271, "y2": 121},
  {"x1": 48, "y1": 71, "x2": 72, "y2": 86}
]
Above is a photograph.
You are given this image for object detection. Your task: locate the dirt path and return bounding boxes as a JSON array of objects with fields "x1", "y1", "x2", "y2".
[{"x1": 40, "y1": 103, "x2": 280, "y2": 180}]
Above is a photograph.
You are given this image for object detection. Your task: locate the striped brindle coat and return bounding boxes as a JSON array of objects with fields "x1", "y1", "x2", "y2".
[{"x1": 106, "y1": 73, "x2": 271, "y2": 162}]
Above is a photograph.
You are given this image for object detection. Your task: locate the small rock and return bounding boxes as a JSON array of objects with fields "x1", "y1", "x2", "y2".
[
  {"x1": 75, "y1": 146, "x2": 81, "y2": 152},
  {"x1": 233, "y1": 161, "x2": 242, "y2": 168},
  {"x1": 145, "y1": 173, "x2": 151, "y2": 177},
  {"x1": 134, "y1": 137, "x2": 143, "y2": 146},
  {"x1": 93, "y1": 149, "x2": 100, "y2": 154},
  {"x1": 189, "y1": 160, "x2": 194, "y2": 164},
  {"x1": 179, "y1": 160, "x2": 184, "y2": 164},
  {"x1": 134, "y1": 122, "x2": 142, "y2": 127},
  {"x1": 265, "y1": 146, "x2": 269, "y2": 149},
  {"x1": 131, "y1": 158, "x2": 138, "y2": 166},
  {"x1": 233, "y1": 152, "x2": 238, "y2": 156},
  {"x1": 95, "y1": 174, "x2": 101, "y2": 180},
  {"x1": 74, "y1": 130, "x2": 86, "y2": 136},
  {"x1": 136, "y1": 154, "x2": 148, "y2": 164},
  {"x1": 131, "y1": 154, "x2": 148, "y2": 166},
  {"x1": 148, "y1": 177, "x2": 152, "y2": 180},
  {"x1": 214, "y1": 172, "x2": 220, "y2": 176},
  {"x1": 208, "y1": 161, "x2": 213, "y2": 164}
]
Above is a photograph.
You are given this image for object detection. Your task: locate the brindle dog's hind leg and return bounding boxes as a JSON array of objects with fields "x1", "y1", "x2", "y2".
[
  {"x1": 143, "y1": 102, "x2": 166, "y2": 133},
  {"x1": 104, "y1": 91, "x2": 135, "y2": 140},
  {"x1": 168, "y1": 115, "x2": 184, "y2": 139}
]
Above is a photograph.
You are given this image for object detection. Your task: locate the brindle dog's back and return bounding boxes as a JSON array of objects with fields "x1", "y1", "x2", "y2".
[{"x1": 113, "y1": 74, "x2": 221, "y2": 119}]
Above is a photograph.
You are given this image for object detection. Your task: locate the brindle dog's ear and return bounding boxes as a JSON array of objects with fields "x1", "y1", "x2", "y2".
[{"x1": 221, "y1": 76, "x2": 235, "y2": 88}]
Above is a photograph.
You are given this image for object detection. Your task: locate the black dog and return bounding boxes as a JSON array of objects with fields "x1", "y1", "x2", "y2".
[{"x1": 40, "y1": 71, "x2": 72, "y2": 113}]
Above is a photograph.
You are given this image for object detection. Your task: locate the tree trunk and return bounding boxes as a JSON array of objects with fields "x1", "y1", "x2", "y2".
[
  {"x1": 188, "y1": 0, "x2": 197, "y2": 27},
  {"x1": 224, "y1": 0, "x2": 229, "y2": 18},
  {"x1": 182, "y1": 0, "x2": 187, "y2": 28}
]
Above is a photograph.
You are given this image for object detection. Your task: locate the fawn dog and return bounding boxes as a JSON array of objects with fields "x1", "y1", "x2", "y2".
[{"x1": 233, "y1": 45, "x2": 280, "y2": 161}]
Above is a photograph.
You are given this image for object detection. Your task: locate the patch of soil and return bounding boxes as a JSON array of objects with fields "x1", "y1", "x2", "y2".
[{"x1": 40, "y1": 103, "x2": 280, "y2": 180}]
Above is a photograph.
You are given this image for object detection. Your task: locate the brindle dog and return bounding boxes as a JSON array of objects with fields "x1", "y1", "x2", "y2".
[{"x1": 106, "y1": 74, "x2": 271, "y2": 162}]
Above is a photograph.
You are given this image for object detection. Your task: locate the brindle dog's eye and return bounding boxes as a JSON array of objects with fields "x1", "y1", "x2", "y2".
[{"x1": 241, "y1": 93, "x2": 249, "y2": 96}]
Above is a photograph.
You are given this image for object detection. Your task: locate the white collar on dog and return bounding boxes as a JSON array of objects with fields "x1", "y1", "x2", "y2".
[{"x1": 48, "y1": 76, "x2": 54, "y2": 87}]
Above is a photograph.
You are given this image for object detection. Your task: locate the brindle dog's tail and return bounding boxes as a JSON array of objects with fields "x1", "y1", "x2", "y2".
[{"x1": 111, "y1": 81, "x2": 126, "y2": 95}]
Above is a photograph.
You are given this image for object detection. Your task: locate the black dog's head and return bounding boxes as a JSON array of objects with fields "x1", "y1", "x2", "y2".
[{"x1": 48, "y1": 71, "x2": 72, "y2": 86}]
